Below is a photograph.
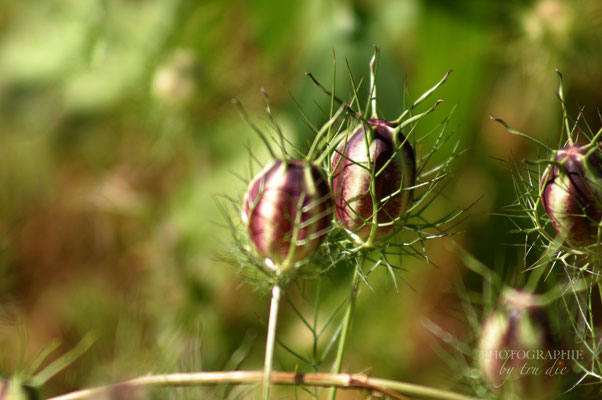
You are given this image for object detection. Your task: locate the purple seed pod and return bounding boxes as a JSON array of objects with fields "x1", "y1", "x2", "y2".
[
  {"x1": 331, "y1": 119, "x2": 416, "y2": 242},
  {"x1": 242, "y1": 159, "x2": 332, "y2": 270},
  {"x1": 478, "y1": 290, "x2": 557, "y2": 400},
  {"x1": 540, "y1": 144, "x2": 602, "y2": 247}
]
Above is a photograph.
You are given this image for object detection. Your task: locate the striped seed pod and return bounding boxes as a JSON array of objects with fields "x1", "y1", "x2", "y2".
[
  {"x1": 331, "y1": 119, "x2": 416, "y2": 242},
  {"x1": 242, "y1": 159, "x2": 332, "y2": 271},
  {"x1": 541, "y1": 144, "x2": 602, "y2": 247},
  {"x1": 478, "y1": 290, "x2": 557, "y2": 400}
]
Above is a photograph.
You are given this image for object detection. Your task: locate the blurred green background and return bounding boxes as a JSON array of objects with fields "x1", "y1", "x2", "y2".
[{"x1": 0, "y1": 0, "x2": 601, "y2": 398}]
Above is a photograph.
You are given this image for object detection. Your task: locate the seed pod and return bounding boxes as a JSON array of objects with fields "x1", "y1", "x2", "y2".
[
  {"x1": 331, "y1": 119, "x2": 415, "y2": 242},
  {"x1": 478, "y1": 290, "x2": 557, "y2": 400},
  {"x1": 152, "y1": 49, "x2": 200, "y2": 106},
  {"x1": 242, "y1": 159, "x2": 332, "y2": 270},
  {"x1": 541, "y1": 144, "x2": 602, "y2": 246}
]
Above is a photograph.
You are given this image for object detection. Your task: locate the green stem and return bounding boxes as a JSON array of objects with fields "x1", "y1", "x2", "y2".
[
  {"x1": 525, "y1": 263, "x2": 546, "y2": 292},
  {"x1": 313, "y1": 279, "x2": 321, "y2": 367},
  {"x1": 263, "y1": 285, "x2": 282, "y2": 400},
  {"x1": 540, "y1": 275, "x2": 600, "y2": 305},
  {"x1": 587, "y1": 126, "x2": 602, "y2": 148},
  {"x1": 327, "y1": 264, "x2": 361, "y2": 400}
]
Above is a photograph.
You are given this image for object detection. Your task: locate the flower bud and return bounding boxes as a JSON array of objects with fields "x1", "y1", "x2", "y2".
[
  {"x1": 331, "y1": 119, "x2": 415, "y2": 241},
  {"x1": 541, "y1": 144, "x2": 602, "y2": 246},
  {"x1": 242, "y1": 159, "x2": 332, "y2": 270},
  {"x1": 478, "y1": 290, "x2": 557, "y2": 400}
]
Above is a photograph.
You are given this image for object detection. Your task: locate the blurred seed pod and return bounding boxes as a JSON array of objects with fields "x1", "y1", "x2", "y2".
[
  {"x1": 478, "y1": 290, "x2": 557, "y2": 400},
  {"x1": 523, "y1": 0, "x2": 574, "y2": 49},
  {"x1": 541, "y1": 143, "x2": 602, "y2": 247},
  {"x1": 331, "y1": 119, "x2": 415, "y2": 243},
  {"x1": 242, "y1": 159, "x2": 332, "y2": 272},
  {"x1": 151, "y1": 49, "x2": 200, "y2": 106}
]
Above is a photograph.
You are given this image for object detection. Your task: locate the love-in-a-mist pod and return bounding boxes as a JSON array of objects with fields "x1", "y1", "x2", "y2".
[
  {"x1": 331, "y1": 119, "x2": 415, "y2": 243},
  {"x1": 242, "y1": 159, "x2": 332, "y2": 271},
  {"x1": 541, "y1": 144, "x2": 602, "y2": 247}
]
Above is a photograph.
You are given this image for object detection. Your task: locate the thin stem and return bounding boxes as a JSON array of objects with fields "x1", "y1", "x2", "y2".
[
  {"x1": 263, "y1": 285, "x2": 282, "y2": 400},
  {"x1": 525, "y1": 264, "x2": 546, "y2": 292},
  {"x1": 328, "y1": 50, "x2": 337, "y2": 142},
  {"x1": 586, "y1": 126, "x2": 602, "y2": 149},
  {"x1": 327, "y1": 263, "x2": 361, "y2": 400},
  {"x1": 368, "y1": 377, "x2": 478, "y2": 400},
  {"x1": 46, "y1": 370, "x2": 480, "y2": 400},
  {"x1": 540, "y1": 275, "x2": 601, "y2": 305},
  {"x1": 313, "y1": 279, "x2": 321, "y2": 369}
]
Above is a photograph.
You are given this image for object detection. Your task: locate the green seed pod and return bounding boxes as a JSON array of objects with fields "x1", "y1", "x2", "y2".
[
  {"x1": 478, "y1": 290, "x2": 557, "y2": 400},
  {"x1": 541, "y1": 144, "x2": 602, "y2": 247},
  {"x1": 242, "y1": 159, "x2": 332, "y2": 271}
]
